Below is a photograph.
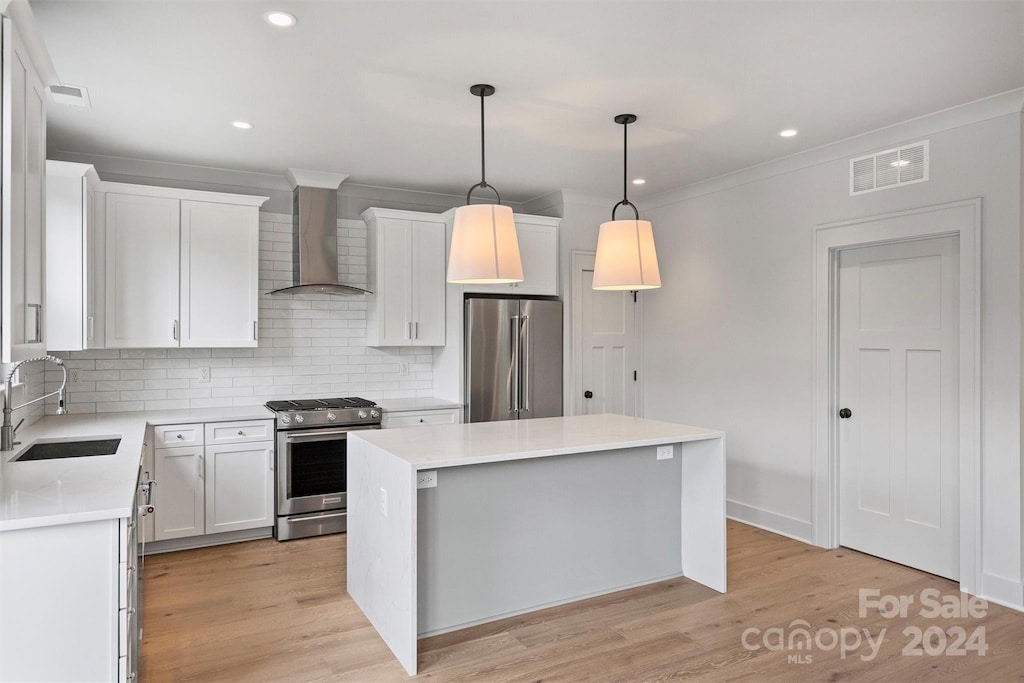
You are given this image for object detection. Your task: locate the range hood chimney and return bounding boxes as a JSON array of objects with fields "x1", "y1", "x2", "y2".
[{"x1": 269, "y1": 169, "x2": 371, "y2": 296}]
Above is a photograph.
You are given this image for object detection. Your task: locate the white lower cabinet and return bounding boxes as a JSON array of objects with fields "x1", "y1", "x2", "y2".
[
  {"x1": 0, "y1": 467, "x2": 145, "y2": 682},
  {"x1": 152, "y1": 419, "x2": 274, "y2": 543},
  {"x1": 382, "y1": 407, "x2": 461, "y2": 428}
]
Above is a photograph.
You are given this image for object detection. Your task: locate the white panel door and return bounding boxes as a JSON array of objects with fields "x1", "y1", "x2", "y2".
[
  {"x1": 410, "y1": 219, "x2": 445, "y2": 346},
  {"x1": 573, "y1": 253, "x2": 639, "y2": 416},
  {"x1": 153, "y1": 446, "x2": 204, "y2": 540},
  {"x1": 105, "y1": 193, "x2": 180, "y2": 347},
  {"x1": 204, "y1": 442, "x2": 275, "y2": 534},
  {"x1": 838, "y1": 235, "x2": 959, "y2": 579},
  {"x1": 179, "y1": 201, "x2": 259, "y2": 347}
]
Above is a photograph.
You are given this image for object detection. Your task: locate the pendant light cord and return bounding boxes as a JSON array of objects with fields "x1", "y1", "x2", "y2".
[
  {"x1": 612, "y1": 115, "x2": 639, "y2": 220},
  {"x1": 465, "y1": 85, "x2": 501, "y2": 205}
]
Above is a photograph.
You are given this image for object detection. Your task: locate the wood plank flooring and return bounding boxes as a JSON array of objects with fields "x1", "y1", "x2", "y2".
[{"x1": 141, "y1": 522, "x2": 1024, "y2": 681}]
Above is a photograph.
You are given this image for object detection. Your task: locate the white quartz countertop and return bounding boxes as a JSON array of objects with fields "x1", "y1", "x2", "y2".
[
  {"x1": 350, "y1": 414, "x2": 724, "y2": 469},
  {"x1": 0, "y1": 405, "x2": 273, "y2": 532},
  {"x1": 377, "y1": 397, "x2": 463, "y2": 412}
]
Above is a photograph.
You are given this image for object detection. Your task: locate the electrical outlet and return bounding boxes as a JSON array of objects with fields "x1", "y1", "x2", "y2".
[
  {"x1": 417, "y1": 470, "x2": 437, "y2": 489},
  {"x1": 379, "y1": 487, "x2": 388, "y2": 517},
  {"x1": 70, "y1": 369, "x2": 81, "y2": 384},
  {"x1": 657, "y1": 445, "x2": 674, "y2": 460},
  {"x1": 399, "y1": 361, "x2": 410, "y2": 377},
  {"x1": 198, "y1": 367, "x2": 210, "y2": 383}
]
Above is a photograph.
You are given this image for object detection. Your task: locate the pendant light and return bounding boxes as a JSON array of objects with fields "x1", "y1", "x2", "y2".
[
  {"x1": 447, "y1": 84, "x2": 524, "y2": 284},
  {"x1": 592, "y1": 114, "x2": 661, "y2": 291}
]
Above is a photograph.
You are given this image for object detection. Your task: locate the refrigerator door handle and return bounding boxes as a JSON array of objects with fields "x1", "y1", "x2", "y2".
[
  {"x1": 521, "y1": 315, "x2": 530, "y2": 412},
  {"x1": 510, "y1": 315, "x2": 520, "y2": 413}
]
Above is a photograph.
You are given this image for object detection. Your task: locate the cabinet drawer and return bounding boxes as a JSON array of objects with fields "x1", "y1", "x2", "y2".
[
  {"x1": 205, "y1": 420, "x2": 273, "y2": 445},
  {"x1": 153, "y1": 423, "x2": 203, "y2": 448},
  {"x1": 384, "y1": 408, "x2": 459, "y2": 428}
]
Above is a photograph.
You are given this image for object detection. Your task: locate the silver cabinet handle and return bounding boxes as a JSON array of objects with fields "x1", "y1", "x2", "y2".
[
  {"x1": 414, "y1": 321, "x2": 419, "y2": 339},
  {"x1": 237, "y1": 430, "x2": 245, "y2": 436},
  {"x1": 87, "y1": 316, "x2": 94, "y2": 341},
  {"x1": 176, "y1": 433, "x2": 184, "y2": 440},
  {"x1": 521, "y1": 315, "x2": 530, "y2": 412},
  {"x1": 267, "y1": 448, "x2": 274, "y2": 471},
  {"x1": 27, "y1": 304, "x2": 42, "y2": 344},
  {"x1": 407, "y1": 321, "x2": 412, "y2": 340},
  {"x1": 172, "y1": 320, "x2": 179, "y2": 341},
  {"x1": 253, "y1": 321, "x2": 258, "y2": 340},
  {"x1": 196, "y1": 453, "x2": 204, "y2": 479}
]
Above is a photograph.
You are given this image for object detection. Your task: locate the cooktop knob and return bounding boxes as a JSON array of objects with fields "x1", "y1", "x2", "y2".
[
  {"x1": 294, "y1": 414, "x2": 305, "y2": 423},
  {"x1": 327, "y1": 412, "x2": 337, "y2": 422},
  {"x1": 358, "y1": 410, "x2": 368, "y2": 419},
  {"x1": 370, "y1": 409, "x2": 381, "y2": 419},
  {"x1": 280, "y1": 415, "x2": 291, "y2": 425}
]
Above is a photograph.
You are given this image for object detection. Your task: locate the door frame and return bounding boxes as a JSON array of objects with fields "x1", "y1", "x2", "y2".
[
  {"x1": 569, "y1": 249, "x2": 645, "y2": 417},
  {"x1": 812, "y1": 198, "x2": 981, "y2": 594}
]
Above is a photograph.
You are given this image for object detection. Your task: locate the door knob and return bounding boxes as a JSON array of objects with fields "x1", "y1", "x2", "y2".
[
  {"x1": 584, "y1": 390, "x2": 593, "y2": 399},
  {"x1": 839, "y1": 408, "x2": 852, "y2": 419}
]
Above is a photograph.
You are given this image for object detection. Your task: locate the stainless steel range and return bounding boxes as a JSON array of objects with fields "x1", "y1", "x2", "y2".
[{"x1": 266, "y1": 397, "x2": 381, "y2": 540}]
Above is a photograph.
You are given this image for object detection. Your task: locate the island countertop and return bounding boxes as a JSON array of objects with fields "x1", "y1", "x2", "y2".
[{"x1": 350, "y1": 413, "x2": 724, "y2": 469}]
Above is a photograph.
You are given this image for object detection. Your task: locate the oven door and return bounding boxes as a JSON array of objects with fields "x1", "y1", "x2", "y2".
[{"x1": 276, "y1": 425, "x2": 378, "y2": 516}]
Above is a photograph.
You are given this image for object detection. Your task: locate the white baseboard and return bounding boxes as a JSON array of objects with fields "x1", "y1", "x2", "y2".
[
  {"x1": 980, "y1": 572, "x2": 1024, "y2": 613},
  {"x1": 727, "y1": 499, "x2": 815, "y2": 545}
]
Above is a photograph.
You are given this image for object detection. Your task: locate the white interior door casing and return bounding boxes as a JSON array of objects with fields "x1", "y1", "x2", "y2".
[
  {"x1": 572, "y1": 253, "x2": 640, "y2": 417},
  {"x1": 838, "y1": 235, "x2": 959, "y2": 580}
]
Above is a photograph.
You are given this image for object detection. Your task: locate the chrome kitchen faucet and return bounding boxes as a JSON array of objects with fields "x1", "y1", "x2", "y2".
[{"x1": 2, "y1": 355, "x2": 68, "y2": 451}]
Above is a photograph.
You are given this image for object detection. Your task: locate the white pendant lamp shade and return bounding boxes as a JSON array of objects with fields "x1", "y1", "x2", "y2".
[
  {"x1": 592, "y1": 218, "x2": 661, "y2": 290},
  {"x1": 593, "y1": 113, "x2": 662, "y2": 291},
  {"x1": 447, "y1": 83, "x2": 524, "y2": 284},
  {"x1": 447, "y1": 203, "x2": 523, "y2": 283}
]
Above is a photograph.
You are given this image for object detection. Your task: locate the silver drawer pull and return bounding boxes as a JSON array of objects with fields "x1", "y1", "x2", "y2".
[
  {"x1": 238, "y1": 430, "x2": 245, "y2": 436},
  {"x1": 176, "y1": 434, "x2": 184, "y2": 439}
]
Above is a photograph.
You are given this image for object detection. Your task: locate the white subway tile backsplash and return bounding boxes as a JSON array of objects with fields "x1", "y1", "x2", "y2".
[{"x1": 46, "y1": 213, "x2": 436, "y2": 414}]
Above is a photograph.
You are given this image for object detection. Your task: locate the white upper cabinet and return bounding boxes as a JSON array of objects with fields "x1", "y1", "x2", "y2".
[
  {"x1": 45, "y1": 160, "x2": 101, "y2": 351},
  {"x1": 179, "y1": 201, "x2": 260, "y2": 348},
  {"x1": 98, "y1": 183, "x2": 266, "y2": 348},
  {"x1": 2, "y1": 16, "x2": 48, "y2": 361},
  {"x1": 364, "y1": 208, "x2": 446, "y2": 347},
  {"x1": 458, "y1": 214, "x2": 560, "y2": 296},
  {"x1": 104, "y1": 192, "x2": 180, "y2": 348}
]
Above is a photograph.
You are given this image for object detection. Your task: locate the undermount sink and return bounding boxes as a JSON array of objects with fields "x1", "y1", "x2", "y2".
[{"x1": 15, "y1": 438, "x2": 122, "y2": 461}]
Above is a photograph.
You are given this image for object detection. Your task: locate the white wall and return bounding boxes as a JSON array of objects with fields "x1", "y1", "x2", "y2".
[{"x1": 642, "y1": 96, "x2": 1023, "y2": 607}]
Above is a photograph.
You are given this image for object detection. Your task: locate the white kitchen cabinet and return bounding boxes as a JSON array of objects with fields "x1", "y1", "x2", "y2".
[
  {"x1": 364, "y1": 208, "x2": 446, "y2": 346},
  {"x1": 0, "y1": 469, "x2": 145, "y2": 682},
  {"x1": 459, "y1": 215, "x2": 560, "y2": 296},
  {"x1": 98, "y1": 182, "x2": 266, "y2": 349},
  {"x1": 154, "y1": 444, "x2": 205, "y2": 540},
  {"x1": 45, "y1": 161, "x2": 102, "y2": 350},
  {"x1": 1, "y1": 16, "x2": 48, "y2": 362},
  {"x1": 180, "y1": 200, "x2": 260, "y2": 347},
  {"x1": 204, "y1": 441, "x2": 275, "y2": 534},
  {"x1": 382, "y1": 406, "x2": 461, "y2": 428},
  {"x1": 151, "y1": 419, "x2": 274, "y2": 544}
]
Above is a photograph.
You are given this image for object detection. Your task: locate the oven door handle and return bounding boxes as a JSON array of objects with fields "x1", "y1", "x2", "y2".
[{"x1": 283, "y1": 427, "x2": 377, "y2": 442}]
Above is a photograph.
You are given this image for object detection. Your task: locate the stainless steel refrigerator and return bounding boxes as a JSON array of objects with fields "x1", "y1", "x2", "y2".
[{"x1": 465, "y1": 297, "x2": 563, "y2": 422}]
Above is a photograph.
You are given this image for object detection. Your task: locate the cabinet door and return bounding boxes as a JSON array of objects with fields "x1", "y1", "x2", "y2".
[
  {"x1": 179, "y1": 201, "x2": 259, "y2": 348},
  {"x1": 2, "y1": 18, "x2": 47, "y2": 361},
  {"x1": 410, "y1": 220, "x2": 446, "y2": 346},
  {"x1": 153, "y1": 446, "x2": 204, "y2": 540},
  {"x1": 204, "y1": 441, "x2": 274, "y2": 534},
  {"x1": 105, "y1": 193, "x2": 180, "y2": 347},
  {"x1": 377, "y1": 218, "x2": 413, "y2": 346},
  {"x1": 511, "y1": 222, "x2": 558, "y2": 295}
]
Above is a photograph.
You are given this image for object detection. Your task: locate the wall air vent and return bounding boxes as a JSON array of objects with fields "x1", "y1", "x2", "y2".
[
  {"x1": 48, "y1": 84, "x2": 91, "y2": 108},
  {"x1": 849, "y1": 140, "x2": 929, "y2": 196}
]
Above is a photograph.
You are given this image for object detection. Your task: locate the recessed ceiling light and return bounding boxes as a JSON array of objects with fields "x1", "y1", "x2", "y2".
[
  {"x1": 778, "y1": 129, "x2": 798, "y2": 138},
  {"x1": 264, "y1": 11, "x2": 297, "y2": 27},
  {"x1": 232, "y1": 121, "x2": 253, "y2": 130},
  {"x1": 890, "y1": 159, "x2": 910, "y2": 167},
  {"x1": 632, "y1": 178, "x2": 646, "y2": 185}
]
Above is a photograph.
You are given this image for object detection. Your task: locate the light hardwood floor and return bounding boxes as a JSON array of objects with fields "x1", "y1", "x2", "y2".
[{"x1": 141, "y1": 522, "x2": 1024, "y2": 681}]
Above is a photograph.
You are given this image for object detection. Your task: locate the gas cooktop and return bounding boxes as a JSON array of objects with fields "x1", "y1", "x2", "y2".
[
  {"x1": 266, "y1": 397, "x2": 381, "y2": 429},
  {"x1": 266, "y1": 397, "x2": 376, "y2": 412}
]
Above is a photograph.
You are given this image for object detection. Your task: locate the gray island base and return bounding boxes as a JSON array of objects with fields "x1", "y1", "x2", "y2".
[{"x1": 347, "y1": 414, "x2": 726, "y2": 675}]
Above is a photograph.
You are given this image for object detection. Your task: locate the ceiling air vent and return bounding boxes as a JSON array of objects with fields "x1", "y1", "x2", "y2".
[
  {"x1": 849, "y1": 140, "x2": 929, "y2": 196},
  {"x1": 48, "y1": 84, "x2": 91, "y2": 108}
]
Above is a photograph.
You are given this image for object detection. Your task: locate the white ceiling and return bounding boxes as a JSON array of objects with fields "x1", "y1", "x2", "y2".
[{"x1": 34, "y1": 1, "x2": 1024, "y2": 202}]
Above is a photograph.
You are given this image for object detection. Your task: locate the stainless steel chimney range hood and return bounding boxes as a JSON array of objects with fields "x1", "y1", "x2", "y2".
[{"x1": 269, "y1": 169, "x2": 371, "y2": 296}]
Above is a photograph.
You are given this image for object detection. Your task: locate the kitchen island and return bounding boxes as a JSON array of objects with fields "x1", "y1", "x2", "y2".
[{"x1": 347, "y1": 414, "x2": 726, "y2": 675}]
